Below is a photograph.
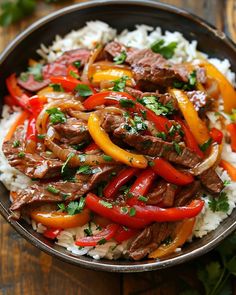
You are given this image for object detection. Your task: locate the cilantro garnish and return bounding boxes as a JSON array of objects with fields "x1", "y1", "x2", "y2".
[
  {"x1": 200, "y1": 138, "x2": 212, "y2": 152},
  {"x1": 112, "y1": 75, "x2": 128, "y2": 92},
  {"x1": 73, "y1": 60, "x2": 81, "y2": 69},
  {"x1": 138, "y1": 96, "x2": 174, "y2": 116},
  {"x1": 46, "y1": 107, "x2": 67, "y2": 124},
  {"x1": 75, "y1": 84, "x2": 93, "y2": 97},
  {"x1": 209, "y1": 192, "x2": 229, "y2": 213},
  {"x1": 113, "y1": 50, "x2": 127, "y2": 65},
  {"x1": 151, "y1": 39, "x2": 177, "y2": 59},
  {"x1": 99, "y1": 200, "x2": 113, "y2": 209},
  {"x1": 12, "y1": 140, "x2": 20, "y2": 148},
  {"x1": 129, "y1": 207, "x2": 136, "y2": 217},
  {"x1": 49, "y1": 83, "x2": 64, "y2": 92},
  {"x1": 119, "y1": 99, "x2": 135, "y2": 108},
  {"x1": 173, "y1": 70, "x2": 197, "y2": 90},
  {"x1": 46, "y1": 185, "x2": 60, "y2": 195},
  {"x1": 67, "y1": 198, "x2": 85, "y2": 215},
  {"x1": 61, "y1": 152, "x2": 75, "y2": 174}
]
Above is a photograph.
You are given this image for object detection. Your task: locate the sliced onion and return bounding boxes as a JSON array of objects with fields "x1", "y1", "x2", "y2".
[
  {"x1": 192, "y1": 143, "x2": 220, "y2": 175},
  {"x1": 101, "y1": 106, "x2": 125, "y2": 115},
  {"x1": 81, "y1": 44, "x2": 103, "y2": 83},
  {"x1": 45, "y1": 136, "x2": 115, "y2": 166},
  {"x1": 42, "y1": 91, "x2": 74, "y2": 101},
  {"x1": 68, "y1": 110, "x2": 92, "y2": 121},
  {"x1": 36, "y1": 99, "x2": 84, "y2": 134}
]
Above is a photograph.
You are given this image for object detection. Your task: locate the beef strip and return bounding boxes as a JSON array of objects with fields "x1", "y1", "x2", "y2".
[
  {"x1": 104, "y1": 41, "x2": 138, "y2": 61},
  {"x1": 125, "y1": 87, "x2": 179, "y2": 111},
  {"x1": 54, "y1": 117, "x2": 91, "y2": 144},
  {"x1": 10, "y1": 164, "x2": 122, "y2": 213},
  {"x1": 101, "y1": 114, "x2": 126, "y2": 133},
  {"x1": 2, "y1": 127, "x2": 63, "y2": 179},
  {"x1": 128, "y1": 222, "x2": 176, "y2": 260},
  {"x1": 113, "y1": 125, "x2": 201, "y2": 168},
  {"x1": 146, "y1": 180, "x2": 177, "y2": 207},
  {"x1": 17, "y1": 48, "x2": 90, "y2": 92},
  {"x1": 199, "y1": 168, "x2": 224, "y2": 194},
  {"x1": 174, "y1": 180, "x2": 201, "y2": 206}
]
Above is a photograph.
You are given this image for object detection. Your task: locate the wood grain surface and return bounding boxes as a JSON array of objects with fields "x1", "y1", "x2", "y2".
[{"x1": 0, "y1": 1, "x2": 236, "y2": 295}]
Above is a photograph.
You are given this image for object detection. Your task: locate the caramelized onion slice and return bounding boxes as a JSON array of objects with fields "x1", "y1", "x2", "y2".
[
  {"x1": 192, "y1": 143, "x2": 220, "y2": 175},
  {"x1": 45, "y1": 136, "x2": 115, "y2": 167}
]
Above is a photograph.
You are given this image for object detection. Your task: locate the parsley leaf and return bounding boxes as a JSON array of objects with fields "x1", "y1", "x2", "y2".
[
  {"x1": 67, "y1": 198, "x2": 85, "y2": 215},
  {"x1": 200, "y1": 138, "x2": 212, "y2": 152},
  {"x1": 113, "y1": 50, "x2": 127, "y2": 65},
  {"x1": 119, "y1": 99, "x2": 135, "y2": 108},
  {"x1": 49, "y1": 83, "x2": 64, "y2": 92},
  {"x1": 77, "y1": 165, "x2": 101, "y2": 175},
  {"x1": 75, "y1": 84, "x2": 93, "y2": 97},
  {"x1": 46, "y1": 107, "x2": 67, "y2": 124},
  {"x1": 138, "y1": 95, "x2": 174, "y2": 116},
  {"x1": 112, "y1": 75, "x2": 128, "y2": 92},
  {"x1": 151, "y1": 39, "x2": 177, "y2": 59},
  {"x1": 61, "y1": 152, "x2": 75, "y2": 174},
  {"x1": 173, "y1": 70, "x2": 197, "y2": 90},
  {"x1": 73, "y1": 60, "x2": 81, "y2": 69},
  {"x1": 46, "y1": 185, "x2": 60, "y2": 195},
  {"x1": 99, "y1": 200, "x2": 113, "y2": 209},
  {"x1": 209, "y1": 192, "x2": 229, "y2": 213}
]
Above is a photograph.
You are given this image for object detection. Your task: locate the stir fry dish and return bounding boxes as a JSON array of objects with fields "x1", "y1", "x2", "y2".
[{"x1": 2, "y1": 27, "x2": 236, "y2": 261}]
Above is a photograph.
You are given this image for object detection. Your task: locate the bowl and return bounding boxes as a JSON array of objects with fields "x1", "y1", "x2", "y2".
[{"x1": 0, "y1": 0, "x2": 236, "y2": 273}]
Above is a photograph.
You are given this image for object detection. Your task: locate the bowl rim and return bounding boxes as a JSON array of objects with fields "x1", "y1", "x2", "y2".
[{"x1": 0, "y1": 0, "x2": 236, "y2": 273}]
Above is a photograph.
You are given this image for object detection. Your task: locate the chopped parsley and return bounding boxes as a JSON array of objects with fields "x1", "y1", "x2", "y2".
[
  {"x1": 148, "y1": 161, "x2": 155, "y2": 167},
  {"x1": 113, "y1": 50, "x2": 127, "y2": 65},
  {"x1": 47, "y1": 185, "x2": 60, "y2": 195},
  {"x1": 132, "y1": 115, "x2": 147, "y2": 132},
  {"x1": 200, "y1": 138, "x2": 212, "y2": 152},
  {"x1": 75, "y1": 84, "x2": 93, "y2": 97},
  {"x1": 67, "y1": 198, "x2": 85, "y2": 215},
  {"x1": 49, "y1": 83, "x2": 64, "y2": 92},
  {"x1": 37, "y1": 134, "x2": 45, "y2": 139},
  {"x1": 119, "y1": 99, "x2": 135, "y2": 108},
  {"x1": 69, "y1": 70, "x2": 79, "y2": 79},
  {"x1": 99, "y1": 200, "x2": 113, "y2": 209},
  {"x1": 112, "y1": 75, "x2": 128, "y2": 92},
  {"x1": 173, "y1": 70, "x2": 197, "y2": 90},
  {"x1": 20, "y1": 63, "x2": 43, "y2": 82},
  {"x1": 173, "y1": 141, "x2": 182, "y2": 155},
  {"x1": 121, "y1": 207, "x2": 129, "y2": 214},
  {"x1": 73, "y1": 60, "x2": 81, "y2": 69},
  {"x1": 58, "y1": 203, "x2": 66, "y2": 212},
  {"x1": 168, "y1": 123, "x2": 184, "y2": 137},
  {"x1": 209, "y1": 192, "x2": 229, "y2": 213},
  {"x1": 77, "y1": 165, "x2": 101, "y2": 175},
  {"x1": 61, "y1": 152, "x2": 75, "y2": 174},
  {"x1": 129, "y1": 207, "x2": 136, "y2": 217},
  {"x1": 84, "y1": 222, "x2": 93, "y2": 236},
  {"x1": 103, "y1": 155, "x2": 113, "y2": 162},
  {"x1": 151, "y1": 39, "x2": 177, "y2": 59},
  {"x1": 138, "y1": 95, "x2": 174, "y2": 116},
  {"x1": 18, "y1": 151, "x2": 25, "y2": 158},
  {"x1": 223, "y1": 180, "x2": 231, "y2": 187},
  {"x1": 71, "y1": 141, "x2": 88, "y2": 151},
  {"x1": 46, "y1": 107, "x2": 67, "y2": 124},
  {"x1": 98, "y1": 238, "x2": 107, "y2": 245},
  {"x1": 138, "y1": 196, "x2": 148, "y2": 202},
  {"x1": 12, "y1": 140, "x2": 20, "y2": 148},
  {"x1": 156, "y1": 132, "x2": 167, "y2": 140}
]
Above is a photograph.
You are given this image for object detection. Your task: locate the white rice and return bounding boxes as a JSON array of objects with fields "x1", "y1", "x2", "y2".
[{"x1": 1, "y1": 21, "x2": 236, "y2": 259}]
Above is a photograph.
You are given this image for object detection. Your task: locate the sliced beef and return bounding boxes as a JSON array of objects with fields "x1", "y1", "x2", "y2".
[
  {"x1": 10, "y1": 164, "x2": 122, "y2": 213},
  {"x1": 54, "y1": 117, "x2": 90, "y2": 145},
  {"x1": 147, "y1": 180, "x2": 177, "y2": 207},
  {"x1": 199, "y1": 168, "x2": 224, "y2": 194},
  {"x1": 174, "y1": 180, "x2": 201, "y2": 206},
  {"x1": 113, "y1": 126, "x2": 201, "y2": 168},
  {"x1": 125, "y1": 87, "x2": 179, "y2": 111},
  {"x1": 128, "y1": 222, "x2": 176, "y2": 260},
  {"x1": 2, "y1": 127, "x2": 63, "y2": 179},
  {"x1": 17, "y1": 48, "x2": 90, "y2": 92},
  {"x1": 126, "y1": 48, "x2": 189, "y2": 88},
  {"x1": 101, "y1": 114, "x2": 126, "y2": 133},
  {"x1": 104, "y1": 41, "x2": 138, "y2": 61}
]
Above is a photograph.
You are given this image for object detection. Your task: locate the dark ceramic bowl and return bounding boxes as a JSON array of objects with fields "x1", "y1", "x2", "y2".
[{"x1": 0, "y1": 0, "x2": 236, "y2": 273}]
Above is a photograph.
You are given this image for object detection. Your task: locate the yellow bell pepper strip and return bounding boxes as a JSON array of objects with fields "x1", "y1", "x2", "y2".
[
  {"x1": 170, "y1": 89, "x2": 210, "y2": 145},
  {"x1": 87, "y1": 113, "x2": 148, "y2": 169},
  {"x1": 197, "y1": 60, "x2": 236, "y2": 113},
  {"x1": 148, "y1": 218, "x2": 195, "y2": 259},
  {"x1": 37, "y1": 86, "x2": 53, "y2": 96},
  {"x1": 92, "y1": 68, "x2": 132, "y2": 86},
  {"x1": 31, "y1": 208, "x2": 90, "y2": 229}
]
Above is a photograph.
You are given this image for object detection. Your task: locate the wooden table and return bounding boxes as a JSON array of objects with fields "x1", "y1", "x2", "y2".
[{"x1": 0, "y1": 1, "x2": 236, "y2": 294}]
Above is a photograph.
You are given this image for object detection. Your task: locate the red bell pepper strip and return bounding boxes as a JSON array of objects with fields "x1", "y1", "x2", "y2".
[
  {"x1": 75, "y1": 224, "x2": 119, "y2": 246},
  {"x1": 43, "y1": 228, "x2": 61, "y2": 240},
  {"x1": 151, "y1": 157, "x2": 194, "y2": 185},
  {"x1": 103, "y1": 167, "x2": 138, "y2": 199},
  {"x1": 50, "y1": 76, "x2": 82, "y2": 91},
  {"x1": 6, "y1": 74, "x2": 30, "y2": 109},
  {"x1": 209, "y1": 127, "x2": 223, "y2": 144},
  {"x1": 226, "y1": 123, "x2": 236, "y2": 152},
  {"x1": 174, "y1": 118, "x2": 204, "y2": 158},
  {"x1": 134, "y1": 199, "x2": 204, "y2": 222},
  {"x1": 114, "y1": 226, "x2": 139, "y2": 243},
  {"x1": 67, "y1": 64, "x2": 79, "y2": 78},
  {"x1": 83, "y1": 91, "x2": 172, "y2": 132},
  {"x1": 84, "y1": 142, "x2": 99, "y2": 152},
  {"x1": 127, "y1": 168, "x2": 156, "y2": 206},
  {"x1": 85, "y1": 193, "x2": 151, "y2": 229}
]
